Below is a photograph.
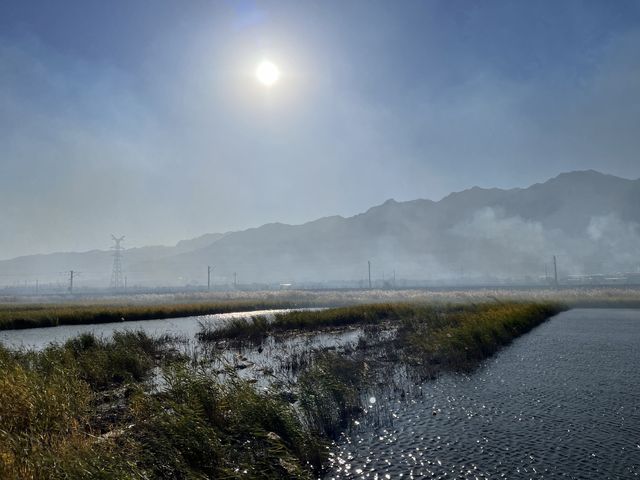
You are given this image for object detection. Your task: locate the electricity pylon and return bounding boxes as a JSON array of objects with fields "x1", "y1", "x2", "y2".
[{"x1": 110, "y1": 235, "x2": 125, "y2": 291}]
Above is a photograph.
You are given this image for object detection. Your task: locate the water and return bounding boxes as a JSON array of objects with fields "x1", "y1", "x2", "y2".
[
  {"x1": 0, "y1": 309, "x2": 303, "y2": 350},
  {"x1": 3, "y1": 307, "x2": 638, "y2": 477},
  {"x1": 328, "y1": 309, "x2": 640, "y2": 479},
  {"x1": 0, "y1": 305, "x2": 377, "y2": 392}
]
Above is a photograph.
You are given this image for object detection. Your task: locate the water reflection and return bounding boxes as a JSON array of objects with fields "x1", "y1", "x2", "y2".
[
  {"x1": 0, "y1": 309, "x2": 307, "y2": 349},
  {"x1": 328, "y1": 309, "x2": 640, "y2": 479}
]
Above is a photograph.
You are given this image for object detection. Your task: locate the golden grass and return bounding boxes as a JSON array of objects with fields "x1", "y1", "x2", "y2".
[
  {"x1": 0, "y1": 299, "x2": 310, "y2": 330},
  {"x1": 0, "y1": 300, "x2": 572, "y2": 478},
  {"x1": 400, "y1": 302, "x2": 565, "y2": 370},
  {"x1": 1, "y1": 286, "x2": 637, "y2": 331}
]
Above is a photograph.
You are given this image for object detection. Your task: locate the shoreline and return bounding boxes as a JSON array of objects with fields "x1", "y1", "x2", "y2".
[
  {"x1": 1, "y1": 286, "x2": 639, "y2": 331},
  {"x1": 0, "y1": 301, "x2": 567, "y2": 478}
]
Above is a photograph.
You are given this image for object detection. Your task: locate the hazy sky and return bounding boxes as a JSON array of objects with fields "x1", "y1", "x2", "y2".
[{"x1": 1, "y1": 0, "x2": 640, "y2": 259}]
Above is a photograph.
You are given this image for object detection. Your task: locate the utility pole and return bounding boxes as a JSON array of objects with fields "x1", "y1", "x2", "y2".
[
  {"x1": 368, "y1": 260, "x2": 372, "y2": 289},
  {"x1": 553, "y1": 255, "x2": 559, "y2": 287},
  {"x1": 124, "y1": 276, "x2": 128, "y2": 292},
  {"x1": 207, "y1": 265, "x2": 214, "y2": 291},
  {"x1": 233, "y1": 272, "x2": 237, "y2": 288},
  {"x1": 393, "y1": 270, "x2": 396, "y2": 289},
  {"x1": 68, "y1": 270, "x2": 76, "y2": 294}
]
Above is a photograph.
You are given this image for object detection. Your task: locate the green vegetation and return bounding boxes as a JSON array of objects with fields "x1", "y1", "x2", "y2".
[
  {"x1": 0, "y1": 333, "x2": 323, "y2": 479},
  {"x1": 398, "y1": 302, "x2": 564, "y2": 371},
  {"x1": 198, "y1": 302, "x2": 565, "y2": 353},
  {"x1": 0, "y1": 286, "x2": 637, "y2": 331},
  {"x1": 0, "y1": 300, "x2": 311, "y2": 331},
  {"x1": 297, "y1": 352, "x2": 369, "y2": 439},
  {"x1": 198, "y1": 303, "x2": 427, "y2": 342},
  {"x1": 0, "y1": 332, "x2": 158, "y2": 479},
  {"x1": 129, "y1": 367, "x2": 323, "y2": 478},
  {"x1": 0, "y1": 301, "x2": 566, "y2": 478}
]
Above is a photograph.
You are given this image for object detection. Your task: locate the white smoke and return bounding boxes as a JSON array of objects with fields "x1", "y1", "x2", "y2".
[
  {"x1": 587, "y1": 214, "x2": 640, "y2": 268},
  {"x1": 451, "y1": 207, "x2": 549, "y2": 257}
]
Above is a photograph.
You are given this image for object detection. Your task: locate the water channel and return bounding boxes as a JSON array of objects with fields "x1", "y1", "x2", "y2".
[
  {"x1": 0, "y1": 309, "x2": 302, "y2": 349},
  {"x1": 327, "y1": 309, "x2": 640, "y2": 479},
  {"x1": 1, "y1": 307, "x2": 638, "y2": 478}
]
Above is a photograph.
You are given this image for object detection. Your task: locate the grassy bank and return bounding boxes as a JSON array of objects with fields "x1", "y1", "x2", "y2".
[
  {"x1": 0, "y1": 300, "x2": 313, "y2": 331},
  {"x1": 197, "y1": 303, "x2": 423, "y2": 342},
  {"x1": 1, "y1": 286, "x2": 637, "y2": 331},
  {"x1": 0, "y1": 332, "x2": 324, "y2": 479},
  {"x1": 397, "y1": 302, "x2": 564, "y2": 371},
  {"x1": 0, "y1": 301, "x2": 565, "y2": 478},
  {"x1": 198, "y1": 302, "x2": 564, "y2": 349}
]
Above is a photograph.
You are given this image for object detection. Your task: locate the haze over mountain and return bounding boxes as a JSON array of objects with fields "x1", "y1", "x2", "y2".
[
  {"x1": 2, "y1": 2, "x2": 640, "y2": 262},
  {"x1": 1, "y1": 170, "x2": 639, "y2": 289}
]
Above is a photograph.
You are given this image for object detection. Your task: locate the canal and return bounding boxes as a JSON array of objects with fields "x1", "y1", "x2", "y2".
[{"x1": 328, "y1": 309, "x2": 640, "y2": 479}]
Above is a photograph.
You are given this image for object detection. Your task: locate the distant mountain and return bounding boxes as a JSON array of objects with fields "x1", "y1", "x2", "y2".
[
  {"x1": 2, "y1": 170, "x2": 639, "y2": 288},
  {"x1": 0, "y1": 234, "x2": 227, "y2": 287},
  {"x1": 173, "y1": 233, "x2": 226, "y2": 252}
]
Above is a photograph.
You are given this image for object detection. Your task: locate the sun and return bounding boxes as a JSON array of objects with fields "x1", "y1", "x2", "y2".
[{"x1": 255, "y1": 60, "x2": 280, "y2": 87}]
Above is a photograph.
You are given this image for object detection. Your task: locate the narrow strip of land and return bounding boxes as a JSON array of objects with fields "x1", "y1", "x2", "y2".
[
  {"x1": 0, "y1": 300, "x2": 316, "y2": 330},
  {"x1": 0, "y1": 287, "x2": 637, "y2": 331}
]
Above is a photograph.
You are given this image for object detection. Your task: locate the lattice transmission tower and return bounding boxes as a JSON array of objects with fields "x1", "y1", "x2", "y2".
[{"x1": 110, "y1": 235, "x2": 125, "y2": 290}]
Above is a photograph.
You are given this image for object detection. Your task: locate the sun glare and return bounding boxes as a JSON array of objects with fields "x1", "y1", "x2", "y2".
[{"x1": 256, "y1": 60, "x2": 280, "y2": 87}]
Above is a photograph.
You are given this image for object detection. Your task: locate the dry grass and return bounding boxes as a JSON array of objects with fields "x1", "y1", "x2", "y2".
[
  {"x1": 1, "y1": 286, "x2": 637, "y2": 331},
  {"x1": 0, "y1": 300, "x2": 574, "y2": 478},
  {"x1": 398, "y1": 302, "x2": 565, "y2": 371},
  {"x1": 0, "y1": 300, "x2": 313, "y2": 330},
  {"x1": 0, "y1": 333, "x2": 324, "y2": 479}
]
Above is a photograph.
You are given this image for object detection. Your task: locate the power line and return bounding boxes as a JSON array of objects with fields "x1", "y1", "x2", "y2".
[{"x1": 110, "y1": 235, "x2": 125, "y2": 291}]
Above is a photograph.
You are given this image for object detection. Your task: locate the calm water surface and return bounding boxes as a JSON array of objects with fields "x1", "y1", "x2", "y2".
[
  {"x1": 328, "y1": 309, "x2": 640, "y2": 479},
  {"x1": 0, "y1": 309, "x2": 303, "y2": 349}
]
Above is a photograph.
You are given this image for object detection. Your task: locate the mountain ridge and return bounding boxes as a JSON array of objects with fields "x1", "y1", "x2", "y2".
[{"x1": 2, "y1": 170, "x2": 639, "y2": 287}]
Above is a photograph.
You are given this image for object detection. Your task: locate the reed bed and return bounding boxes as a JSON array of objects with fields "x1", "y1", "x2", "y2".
[
  {"x1": 198, "y1": 303, "x2": 430, "y2": 342},
  {"x1": 1, "y1": 301, "x2": 566, "y2": 478},
  {"x1": 398, "y1": 302, "x2": 565, "y2": 371},
  {"x1": 297, "y1": 353, "x2": 369, "y2": 439},
  {"x1": 0, "y1": 300, "x2": 310, "y2": 331},
  {"x1": 198, "y1": 302, "x2": 565, "y2": 347},
  {"x1": 0, "y1": 286, "x2": 636, "y2": 331},
  {"x1": 0, "y1": 333, "x2": 323, "y2": 479}
]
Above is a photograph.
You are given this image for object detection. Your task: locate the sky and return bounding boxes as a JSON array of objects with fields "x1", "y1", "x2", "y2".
[{"x1": 1, "y1": 0, "x2": 640, "y2": 259}]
